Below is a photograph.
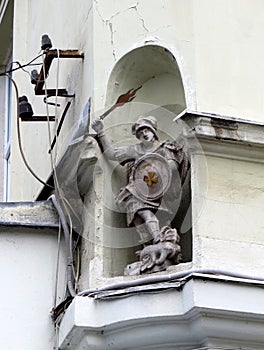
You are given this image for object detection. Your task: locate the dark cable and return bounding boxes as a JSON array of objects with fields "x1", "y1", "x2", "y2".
[
  {"x1": 0, "y1": 53, "x2": 44, "y2": 76},
  {"x1": 50, "y1": 195, "x2": 76, "y2": 297},
  {"x1": 5, "y1": 73, "x2": 54, "y2": 189}
]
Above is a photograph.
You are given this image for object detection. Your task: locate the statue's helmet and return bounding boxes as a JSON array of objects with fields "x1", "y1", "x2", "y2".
[{"x1": 132, "y1": 116, "x2": 158, "y2": 138}]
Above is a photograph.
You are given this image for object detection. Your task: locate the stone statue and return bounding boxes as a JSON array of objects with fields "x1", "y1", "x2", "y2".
[{"x1": 92, "y1": 115, "x2": 189, "y2": 275}]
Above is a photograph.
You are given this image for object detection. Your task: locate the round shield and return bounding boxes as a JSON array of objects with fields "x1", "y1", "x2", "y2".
[{"x1": 131, "y1": 153, "x2": 172, "y2": 201}]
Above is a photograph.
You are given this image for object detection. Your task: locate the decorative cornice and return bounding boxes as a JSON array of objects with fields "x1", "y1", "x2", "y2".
[{"x1": 182, "y1": 111, "x2": 264, "y2": 162}]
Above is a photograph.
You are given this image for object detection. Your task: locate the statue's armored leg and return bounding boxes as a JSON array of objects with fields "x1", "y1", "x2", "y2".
[
  {"x1": 133, "y1": 215, "x2": 153, "y2": 244},
  {"x1": 136, "y1": 209, "x2": 160, "y2": 241}
]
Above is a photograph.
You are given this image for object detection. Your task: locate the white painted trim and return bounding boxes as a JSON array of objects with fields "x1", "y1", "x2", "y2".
[{"x1": 59, "y1": 278, "x2": 264, "y2": 349}]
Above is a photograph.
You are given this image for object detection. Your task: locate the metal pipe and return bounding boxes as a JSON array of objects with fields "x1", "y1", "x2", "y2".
[
  {"x1": 78, "y1": 268, "x2": 264, "y2": 297},
  {"x1": 50, "y1": 195, "x2": 76, "y2": 297}
]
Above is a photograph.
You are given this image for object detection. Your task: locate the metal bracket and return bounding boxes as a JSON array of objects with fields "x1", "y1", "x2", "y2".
[
  {"x1": 48, "y1": 101, "x2": 72, "y2": 152},
  {"x1": 20, "y1": 115, "x2": 55, "y2": 122},
  {"x1": 34, "y1": 49, "x2": 84, "y2": 96}
]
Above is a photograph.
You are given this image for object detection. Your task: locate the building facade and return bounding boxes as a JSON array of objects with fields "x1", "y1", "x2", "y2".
[{"x1": 1, "y1": 1, "x2": 264, "y2": 349}]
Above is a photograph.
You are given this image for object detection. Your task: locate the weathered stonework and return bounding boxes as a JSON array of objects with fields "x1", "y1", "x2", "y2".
[{"x1": 0, "y1": 200, "x2": 59, "y2": 228}]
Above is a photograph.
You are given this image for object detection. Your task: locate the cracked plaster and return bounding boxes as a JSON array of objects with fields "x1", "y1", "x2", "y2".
[
  {"x1": 94, "y1": 0, "x2": 180, "y2": 61},
  {"x1": 95, "y1": 3, "x2": 150, "y2": 62},
  {"x1": 95, "y1": 0, "x2": 139, "y2": 22},
  {"x1": 92, "y1": 0, "x2": 196, "y2": 113}
]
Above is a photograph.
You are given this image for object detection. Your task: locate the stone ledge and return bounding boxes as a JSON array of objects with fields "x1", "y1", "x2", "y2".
[
  {"x1": 0, "y1": 200, "x2": 59, "y2": 228},
  {"x1": 184, "y1": 111, "x2": 264, "y2": 146}
]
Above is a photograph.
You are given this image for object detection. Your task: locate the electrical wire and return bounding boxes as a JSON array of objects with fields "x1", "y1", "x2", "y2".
[
  {"x1": 54, "y1": 49, "x2": 60, "y2": 161},
  {"x1": 42, "y1": 53, "x2": 74, "y2": 293},
  {"x1": 4, "y1": 49, "x2": 81, "y2": 302},
  {"x1": 52, "y1": 52, "x2": 81, "y2": 286},
  {"x1": 54, "y1": 323, "x2": 59, "y2": 350},
  {"x1": 75, "y1": 245, "x2": 80, "y2": 282},
  {"x1": 0, "y1": 53, "x2": 44, "y2": 76},
  {"x1": 53, "y1": 312, "x2": 64, "y2": 350},
  {"x1": 42, "y1": 52, "x2": 80, "y2": 296},
  {"x1": 5, "y1": 56, "x2": 78, "y2": 302},
  {"x1": 53, "y1": 220, "x2": 62, "y2": 308},
  {"x1": 9, "y1": 62, "x2": 31, "y2": 79},
  {"x1": 6, "y1": 61, "x2": 45, "y2": 81},
  {"x1": 42, "y1": 52, "x2": 55, "y2": 172},
  {"x1": 51, "y1": 195, "x2": 76, "y2": 297},
  {"x1": 60, "y1": 199, "x2": 77, "y2": 283},
  {"x1": 4, "y1": 52, "x2": 79, "y2": 301},
  {"x1": 4, "y1": 73, "x2": 54, "y2": 188}
]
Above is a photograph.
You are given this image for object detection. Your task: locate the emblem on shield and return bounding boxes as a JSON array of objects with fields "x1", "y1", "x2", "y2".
[{"x1": 131, "y1": 153, "x2": 172, "y2": 201}]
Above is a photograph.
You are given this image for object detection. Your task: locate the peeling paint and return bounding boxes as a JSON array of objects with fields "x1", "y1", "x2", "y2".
[{"x1": 211, "y1": 118, "x2": 239, "y2": 140}]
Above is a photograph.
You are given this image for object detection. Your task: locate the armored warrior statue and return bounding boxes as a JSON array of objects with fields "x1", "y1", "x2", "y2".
[{"x1": 92, "y1": 115, "x2": 189, "y2": 275}]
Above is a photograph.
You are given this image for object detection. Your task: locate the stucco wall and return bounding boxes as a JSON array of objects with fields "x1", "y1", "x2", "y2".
[
  {"x1": 93, "y1": 0, "x2": 264, "y2": 120},
  {"x1": 192, "y1": 153, "x2": 264, "y2": 277},
  {"x1": 9, "y1": 0, "x2": 264, "y2": 200},
  {"x1": 0, "y1": 225, "x2": 66, "y2": 350}
]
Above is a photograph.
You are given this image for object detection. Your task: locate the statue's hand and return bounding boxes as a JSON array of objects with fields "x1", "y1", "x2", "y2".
[{"x1": 91, "y1": 118, "x2": 104, "y2": 134}]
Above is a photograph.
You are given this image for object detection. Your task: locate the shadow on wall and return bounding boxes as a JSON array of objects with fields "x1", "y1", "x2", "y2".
[{"x1": 106, "y1": 44, "x2": 186, "y2": 110}]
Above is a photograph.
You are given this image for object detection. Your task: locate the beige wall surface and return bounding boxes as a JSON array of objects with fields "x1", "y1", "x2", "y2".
[
  {"x1": 0, "y1": 226, "x2": 66, "y2": 350},
  {"x1": 198, "y1": 155, "x2": 264, "y2": 244},
  {"x1": 193, "y1": 0, "x2": 264, "y2": 121},
  {"x1": 192, "y1": 153, "x2": 264, "y2": 277}
]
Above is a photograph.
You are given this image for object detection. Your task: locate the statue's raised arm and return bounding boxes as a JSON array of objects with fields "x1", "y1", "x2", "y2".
[{"x1": 91, "y1": 118, "x2": 117, "y2": 161}]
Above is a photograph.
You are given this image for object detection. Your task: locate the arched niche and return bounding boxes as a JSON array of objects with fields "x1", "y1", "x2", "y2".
[
  {"x1": 106, "y1": 45, "x2": 186, "y2": 115},
  {"x1": 99, "y1": 45, "x2": 191, "y2": 277}
]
